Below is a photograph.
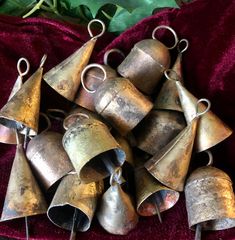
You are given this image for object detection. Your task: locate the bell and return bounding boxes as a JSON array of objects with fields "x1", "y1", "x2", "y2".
[
  {"x1": 62, "y1": 117, "x2": 126, "y2": 183},
  {"x1": 26, "y1": 130, "x2": 73, "y2": 192},
  {"x1": 1, "y1": 131, "x2": 47, "y2": 222},
  {"x1": 176, "y1": 81, "x2": 233, "y2": 152},
  {"x1": 74, "y1": 48, "x2": 124, "y2": 111},
  {"x1": 43, "y1": 19, "x2": 105, "y2": 102},
  {"x1": 117, "y1": 25, "x2": 178, "y2": 95},
  {"x1": 185, "y1": 151, "x2": 235, "y2": 240},
  {"x1": 134, "y1": 109, "x2": 186, "y2": 155},
  {"x1": 0, "y1": 57, "x2": 30, "y2": 144},
  {"x1": 96, "y1": 168, "x2": 138, "y2": 235},
  {"x1": 0, "y1": 54, "x2": 47, "y2": 136},
  {"x1": 47, "y1": 172, "x2": 103, "y2": 233}
]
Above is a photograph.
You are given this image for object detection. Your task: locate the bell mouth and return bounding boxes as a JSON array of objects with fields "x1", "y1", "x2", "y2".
[
  {"x1": 47, "y1": 205, "x2": 90, "y2": 232},
  {"x1": 80, "y1": 148, "x2": 126, "y2": 183},
  {"x1": 138, "y1": 189, "x2": 180, "y2": 216}
]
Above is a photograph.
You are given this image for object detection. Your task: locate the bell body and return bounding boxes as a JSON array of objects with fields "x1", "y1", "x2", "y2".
[
  {"x1": 74, "y1": 65, "x2": 118, "y2": 111},
  {"x1": 134, "y1": 110, "x2": 186, "y2": 155},
  {"x1": 26, "y1": 131, "x2": 73, "y2": 191},
  {"x1": 185, "y1": 166, "x2": 235, "y2": 230},
  {"x1": 97, "y1": 183, "x2": 138, "y2": 235},
  {"x1": 94, "y1": 77, "x2": 153, "y2": 136},
  {"x1": 63, "y1": 118, "x2": 126, "y2": 183},
  {"x1": 47, "y1": 173, "x2": 103, "y2": 232},
  {"x1": 117, "y1": 39, "x2": 170, "y2": 95}
]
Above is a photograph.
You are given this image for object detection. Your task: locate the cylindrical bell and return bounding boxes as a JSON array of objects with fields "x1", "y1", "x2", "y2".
[
  {"x1": 134, "y1": 109, "x2": 186, "y2": 155},
  {"x1": 96, "y1": 169, "x2": 138, "y2": 235},
  {"x1": 47, "y1": 173, "x2": 103, "y2": 232},
  {"x1": 62, "y1": 118, "x2": 126, "y2": 183},
  {"x1": 26, "y1": 131, "x2": 73, "y2": 191},
  {"x1": 117, "y1": 26, "x2": 178, "y2": 95},
  {"x1": 94, "y1": 77, "x2": 153, "y2": 136},
  {"x1": 185, "y1": 166, "x2": 235, "y2": 231}
]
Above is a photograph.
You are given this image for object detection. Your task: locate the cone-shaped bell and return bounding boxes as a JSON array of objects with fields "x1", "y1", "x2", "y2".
[
  {"x1": 0, "y1": 55, "x2": 46, "y2": 136},
  {"x1": 0, "y1": 141, "x2": 47, "y2": 221},
  {"x1": 145, "y1": 118, "x2": 198, "y2": 192},
  {"x1": 47, "y1": 173, "x2": 103, "y2": 232},
  {"x1": 135, "y1": 167, "x2": 180, "y2": 216},
  {"x1": 176, "y1": 81, "x2": 232, "y2": 152}
]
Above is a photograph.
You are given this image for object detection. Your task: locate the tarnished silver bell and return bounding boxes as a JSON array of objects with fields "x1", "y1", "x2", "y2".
[{"x1": 117, "y1": 25, "x2": 178, "y2": 95}]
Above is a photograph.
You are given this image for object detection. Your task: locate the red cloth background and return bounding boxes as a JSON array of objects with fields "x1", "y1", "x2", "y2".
[{"x1": 1, "y1": 0, "x2": 235, "y2": 239}]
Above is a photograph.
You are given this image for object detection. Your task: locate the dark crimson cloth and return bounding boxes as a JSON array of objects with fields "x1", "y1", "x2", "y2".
[{"x1": 1, "y1": 0, "x2": 235, "y2": 239}]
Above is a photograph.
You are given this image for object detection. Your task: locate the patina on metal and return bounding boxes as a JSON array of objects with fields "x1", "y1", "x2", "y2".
[
  {"x1": 96, "y1": 168, "x2": 138, "y2": 235},
  {"x1": 47, "y1": 172, "x2": 104, "y2": 232},
  {"x1": 176, "y1": 81, "x2": 233, "y2": 152},
  {"x1": 0, "y1": 55, "x2": 47, "y2": 136},
  {"x1": 43, "y1": 19, "x2": 105, "y2": 102},
  {"x1": 0, "y1": 131, "x2": 47, "y2": 222},
  {"x1": 117, "y1": 25, "x2": 178, "y2": 95},
  {"x1": 63, "y1": 117, "x2": 126, "y2": 183},
  {"x1": 0, "y1": 57, "x2": 30, "y2": 144},
  {"x1": 185, "y1": 151, "x2": 235, "y2": 239}
]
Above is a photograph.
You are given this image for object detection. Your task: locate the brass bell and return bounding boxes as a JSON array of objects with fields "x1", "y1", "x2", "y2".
[
  {"x1": 0, "y1": 57, "x2": 30, "y2": 144},
  {"x1": 74, "y1": 48, "x2": 124, "y2": 111},
  {"x1": 145, "y1": 99, "x2": 211, "y2": 191},
  {"x1": 47, "y1": 172, "x2": 103, "y2": 234},
  {"x1": 117, "y1": 25, "x2": 178, "y2": 95},
  {"x1": 43, "y1": 19, "x2": 105, "y2": 102},
  {"x1": 0, "y1": 55, "x2": 47, "y2": 136},
  {"x1": 176, "y1": 81, "x2": 233, "y2": 152},
  {"x1": 185, "y1": 151, "x2": 235, "y2": 240},
  {"x1": 80, "y1": 64, "x2": 153, "y2": 136},
  {"x1": 26, "y1": 113, "x2": 73, "y2": 191},
  {"x1": 62, "y1": 116, "x2": 126, "y2": 183},
  {"x1": 96, "y1": 168, "x2": 139, "y2": 235}
]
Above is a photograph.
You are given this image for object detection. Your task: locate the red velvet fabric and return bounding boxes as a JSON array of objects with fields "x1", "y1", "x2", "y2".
[{"x1": 1, "y1": 0, "x2": 235, "y2": 239}]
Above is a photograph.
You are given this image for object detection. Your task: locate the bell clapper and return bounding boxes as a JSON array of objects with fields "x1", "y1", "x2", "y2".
[
  {"x1": 69, "y1": 208, "x2": 79, "y2": 240},
  {"x1": 195, "y1": 224, "x2": 202, "y2": 240},
  {"x1": 154, "y1": 201, "x2": 162, "y2": 223},
  {"x1": 25, "y1": 216, "x2": 29, "y2": 240}
]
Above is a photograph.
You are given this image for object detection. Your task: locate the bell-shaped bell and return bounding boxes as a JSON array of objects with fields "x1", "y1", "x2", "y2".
[
  {"x1": 134, "y1": 109, "x2": 186, "y2": 155},
  {"x1": 0, "y1": 55, "x2": 47, "y2": 136},
  {"x1": 96, "y1": 168, "x2": 138, "y2": 235},
  {"x1": 185, "y1": 151, "x2": 235, "y2": 235},
  {"x1": 0, "y1": 58, "x2": 30, "y2": 144},
  {"x1": 0, "y1": 132, "x2": 47, "y2": 222},
  {"x1": 43, "y1": 19, "x2": 105, "y2": 102},
  {"x1": 74, "y1": 49, "x2": 124, "y2": 111},
  {"x1": 176, "y1": 81, "x2": 232, "y2": 152},
  {"x1": 47, "y1": 173, "x2": 103, "y2": 232},
  {"x1": 62, "y1": 117, "x2": 126, "y2": 183},
  {"x1": 117, "y1": 25, "x2": 178, "y2": 95}
]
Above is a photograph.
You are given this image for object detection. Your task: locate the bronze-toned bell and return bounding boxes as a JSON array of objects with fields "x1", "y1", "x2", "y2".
[
  {"x1": 96, "y1": 168, "x2": 138, "y2": 235},
  {"x1": 1, "y1": 131, "x2": 47, "y2": 222},
  {"x1": 176, "y1": 81, "x2": 233, "y2": 152},
  {"x1": 47, "y1": 172, "x2": 103, "y2": 233},
  {"x1": 145, "y1": 99, "x2": 211, "y2": 191},
  {"x1": 63, "y1": 117, "x2": 126, "y2": 183},
  {"x1": 134, "y1": 109, "x2": 186, "y2": 155},
  {"x1": 0, "y1": 57, "x2": 30, "y2": 144},
  {"x1": 185, "y1": 151, "x2": 235, "y2": 240},
  {"x1": 74, "y1": 49, "x2": 124, "y2": 111},
  {"x1": 0, "y1": 55, "x2": 47, "y2": 136},
  {"x1": 117, "y1": 25, "x2": 178, "y2": 95},
  {"x1": 43, "y1": 19, "x2": 105, "y2": 102}
]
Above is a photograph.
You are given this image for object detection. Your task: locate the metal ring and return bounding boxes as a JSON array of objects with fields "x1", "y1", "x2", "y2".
[
  {"x1": 195, "y1": 98, "x2": 211, "y2": 118},
  {"x1": 39, "y1": 54, "x2": 47, "y2": 68},
  {"x1": 17, "y1": 57, "x2": 30, "y2": 77},
  {"x1": 109, "y1": 167, "x2": 122, "y2": 186},
  {"x1": 46, "y1": 108, "x2": 67, "y2": 121},
  {"x1": 205, "y1": 150, "x2": 213, "y2": 166},
  {"x1": 103, "y1": 48, "x2": 125, "y2": 66},
  {"x1": 164, "y1": 69, "x2": 179, "y2": 81},
  {"x1": 39, "y1": 112, "x2": 52, "y2": 133},
  {"x1": 177, "y1": 39, "x2": 189, "y2": 54},
  {"x1": 81, "y1": 63, "x2": 107, "y2": 94},
  {"x1": 63, "y1": 113, "x2": 89, "y2": 130},
  {"x1": 88, "y1": 19, "x2": 106, "y2": 39},
  {"x1": 152, "y1": 25, "x2": 178, "y2": 50}
]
